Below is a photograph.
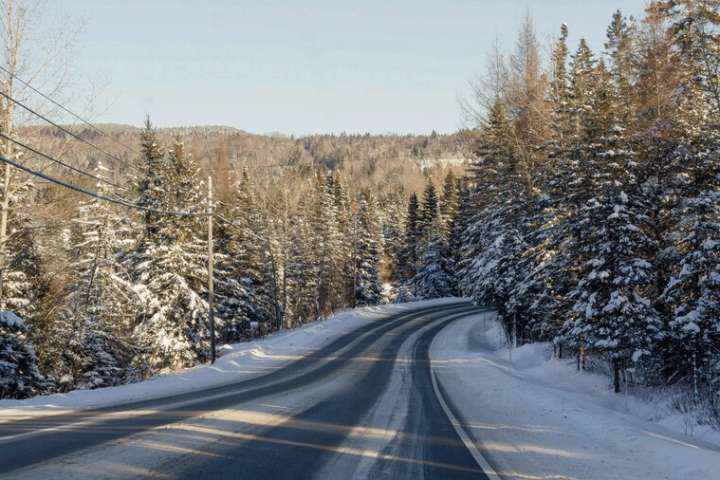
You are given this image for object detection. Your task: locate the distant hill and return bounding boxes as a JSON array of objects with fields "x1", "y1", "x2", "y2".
[{"x1": 14, "y1": 122, "x2": 472, "y2": 199}]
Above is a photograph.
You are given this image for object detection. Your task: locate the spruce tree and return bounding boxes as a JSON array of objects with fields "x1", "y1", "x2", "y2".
[
  {"x1": 352, "y1": 191, "x2": 382, "y2": 306},
  {"x1": 419, "y1": 180, "x2": 439, "y2": 243},
  {"x1": 569, "y1": 188, "x2": 661, "y2": 390},
  {"x1": 332, "y1": 175, "x2": 355, "y2": 306},
  {"x1": 54, "y1": 162, "x2": 136, "y2": 389},
  {"x1": 469, "y1": 97, "x2": 521, "y2": 208},
  {"x1": 130, "y1": 135, "x2": 210, "y2": 375},
  {"x1": 605, "y1": 10, "x2": 636, "y2": 127},
  {"x1": 397, "y1": 192, "x2": 421, "y2": 281},
  {"x1": 311, "y1": 172, "x2": 343, "y2": 316},
  {"x1": 137, "y1": 116, "x2": 170, "y2": 240},
  {"x1": 1, "y1": 182, "x2": 47, "y2": 323},
  {"x1": 285, "y1": 201, "x2": 318, "y2": 326},
  {"x1": 224, "y1": 170, "x2": 280, "y2": 333},
  {"x1": 0, "y1": 311, "x2": 49, "y2": 399},
  {"x1": 550, "y1": 24, "x2": 573, "y2": 147},
  {"x1": 411, "y1": 235, "x2": 453, "y2": 300},
  {"x1": 569, "y1": 39, "x2": 598, "y2": 144},
  {"x1": 440, "y1": 171, "x2": 459, "y2": 233},
  {"x1": 380, "y1": 198, "x2": 405, "y2": 282},
  {"x1": 663, "y1": 190, "x2": 720, "y2": 398}
]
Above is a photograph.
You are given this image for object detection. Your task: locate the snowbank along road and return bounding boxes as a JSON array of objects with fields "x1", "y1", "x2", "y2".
[{"x1": 0, "y1": 301, "x2": 494, "y2": 479}]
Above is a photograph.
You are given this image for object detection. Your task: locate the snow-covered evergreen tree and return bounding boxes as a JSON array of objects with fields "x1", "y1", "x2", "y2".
[
  {"x1": 0, "y1": 311, "x2": 49, "y2": 399},
  {"x1": 664, "y1": 190, "x2": 720, "y2": 397},
  {"x1": 380, "y1": 198, "x2": 405, "y2": 282},
  {"x1": 0, "y1": 181, "x2": 47, "y2": 324},
  {"x1": 332, "y1": 175, "x2": 355, "y2": 307},
  {"x1": 130, "y1": 132, "x2": 210, "y2": 375},
  {"x1": 222, "y1": 170, "x2": 280, "y2": 334},
  {"x1": 285, "y1": 201, "x2": 318, "y2": 326},
  {"x1": 411, "y1": 235, "x2": 453, "y2": 299},
  {"x1": 440, "y1": 171, "x2": 459, "y2": 234},
  {"x1": 53, "y1": 162, "x2": 137, "y2": 389},
  {"x1": 568, "y1": 188, "x2": 661, "y2": 389},
  {"x1": 352, "y1": 191, "x2": 382, "y2": 306},
  {"x1": 311, "y1": 173, "x2": 344, "y2": 316},
  {"x1": 419, "y1": 180, "x2": 439, "y2": 244},
  {"x1": 396, "y1": 192, "x2": 421, "y2": 281}
]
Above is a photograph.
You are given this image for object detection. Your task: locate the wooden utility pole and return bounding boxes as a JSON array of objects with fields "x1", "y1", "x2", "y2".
[{"x1": 208, "y1": 175, "x2": 216, "y2": 364}]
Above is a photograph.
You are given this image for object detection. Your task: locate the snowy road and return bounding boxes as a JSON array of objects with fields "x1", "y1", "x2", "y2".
[{"x1": 0, "y1": 301, "x2": 491, "y2": 479}]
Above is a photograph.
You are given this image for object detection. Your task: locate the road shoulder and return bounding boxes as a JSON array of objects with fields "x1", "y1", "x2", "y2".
[{"x1": 429, "y1": 312, "x2": 720, "y2": 480}]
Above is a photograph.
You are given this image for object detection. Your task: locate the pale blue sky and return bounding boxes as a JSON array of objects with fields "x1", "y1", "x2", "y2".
[{"x1": 59, "y1": 1, "x2": 649, "y2": 135}]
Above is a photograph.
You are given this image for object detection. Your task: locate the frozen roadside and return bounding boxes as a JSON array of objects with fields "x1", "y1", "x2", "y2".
[
  {"x1": 0, "y1": 298, "x2": 466, "y2": 419},
  {"x1": 430, "y1": 311, "x2": 720, "y2": 480}
]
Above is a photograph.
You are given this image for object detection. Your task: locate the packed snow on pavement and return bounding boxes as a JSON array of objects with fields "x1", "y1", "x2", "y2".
[
  {"x1": 430, "y1": 311, "x2": 720, "y2": 480},
  {"x1": 0, "y1": 298, "x2": 466, "y2": 419}
]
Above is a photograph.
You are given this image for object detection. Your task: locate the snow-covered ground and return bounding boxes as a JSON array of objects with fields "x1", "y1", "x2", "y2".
[
  {"x1": 431, "y1": 311, "x2": 720, "y2": 480},
  {"x1": 0, "y1": 298, "x2": 464, "y2": 420}
]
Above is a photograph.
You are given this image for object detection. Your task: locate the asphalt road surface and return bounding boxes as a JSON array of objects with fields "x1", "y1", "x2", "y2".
[{"x1": 0, "y1": 302, "x2": 491, "y2": 479}]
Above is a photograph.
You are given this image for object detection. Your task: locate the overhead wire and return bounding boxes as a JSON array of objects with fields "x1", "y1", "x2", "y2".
[
  {"x1": 0, "y1": 90, "x2": 134, "y2": 169},
  {"x1": 0, "y1": 71, "x2": 294, "y2": 218},
  {"x1": 0, "y1": 132, "x2": 128, "y2": 191},
  {"x1": 0, "y1": 154, "x2": 206, "y2": 217},
  {"x1": 0, "y1": 63, "x2": 140, "y2": 156}
]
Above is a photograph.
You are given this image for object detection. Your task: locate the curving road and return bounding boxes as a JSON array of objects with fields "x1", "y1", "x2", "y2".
[{"x1": 0, "y1": 302, "x2": 492, "y2": 479}]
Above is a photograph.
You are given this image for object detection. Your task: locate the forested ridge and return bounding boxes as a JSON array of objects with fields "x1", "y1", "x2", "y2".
[{"x1": 2, "y1": 0, "x2": 720, "y2": 430}]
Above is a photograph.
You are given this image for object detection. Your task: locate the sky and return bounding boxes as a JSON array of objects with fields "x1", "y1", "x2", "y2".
[{"x1": 56, "y1": 1, "x2": 649, "y2": 136}]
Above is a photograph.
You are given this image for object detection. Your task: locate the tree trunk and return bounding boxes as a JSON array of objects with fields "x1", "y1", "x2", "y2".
[{"x1": 613, "y1": 358, "x2": 621, "y2": 393}]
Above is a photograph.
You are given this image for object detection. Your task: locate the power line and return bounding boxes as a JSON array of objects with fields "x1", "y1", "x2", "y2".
[
  {"x1": 0, "y1": 64, "x2": 140, "y2": 156},
  {"x1": 0, "y1": 90, "x2": 133, "y2": 169},
  {"x1": 0, "y1": 154, "x2": 205, "y2": 217},
  {"x1": 0, "y1": 132, "x2": 128, "y2": 191},
  {"x1": 213, "y1": 213, "x2": 269, "y2": 244}
]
